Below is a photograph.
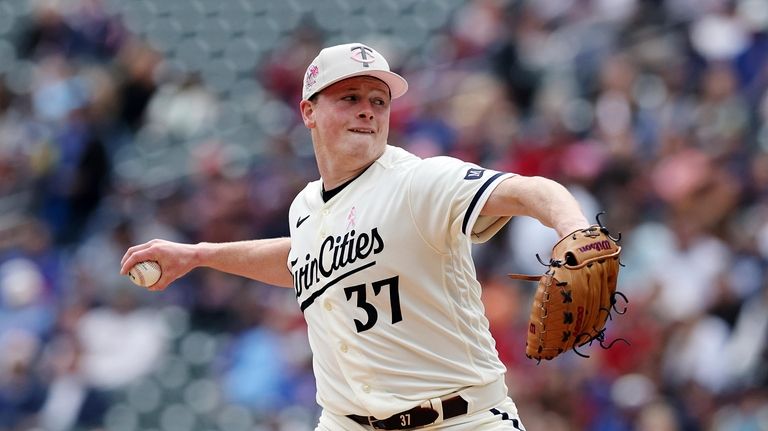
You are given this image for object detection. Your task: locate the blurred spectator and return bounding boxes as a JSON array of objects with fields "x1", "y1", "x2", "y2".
[
  {"x1": 145, "y1": 73, "x2": 218, "y2": 141},
  {"x1": 725, "y1": 287, "x2": 768, "y2": 389},
  {"x1": 220, "y1": 313, "x2": 288, "y2": 413},
  {"x1": 0, "y1": 258, "x2": 54, "y2": 338},
  {"x1": 17, "y1": 2, "x2": 78, "y2": 60},
  {"x1": 662, "y1": 314, "x2": 731, "y2": 392},
  {"x1": 646, "y1": 217, "x2": 731, "y2": 322},
  {"x1": 76, "y1": 288, "x2": 168, "y2": 389},
  {"x1": 114, "y1": 40, "x2": 160, "y2": 132},
  {"x1": 0, "y1": 329, "x2": 46, "y2": 430}
]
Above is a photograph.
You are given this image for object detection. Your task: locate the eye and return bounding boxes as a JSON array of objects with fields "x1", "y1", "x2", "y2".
[
  {"x1": 342, "y1": 95, "x2": 358, "y2": 102},
  {"x1": 373, "y1": 98, "x2": 386, "y2": 106}
]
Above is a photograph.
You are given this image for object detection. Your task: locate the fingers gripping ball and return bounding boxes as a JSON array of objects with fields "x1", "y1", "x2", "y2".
[
  {"x1": 127, "y1": 261, "x2": 162, "y2": 287},
  {"x1": 511, "y1": 215, "x2": 627, "y2": 361}
]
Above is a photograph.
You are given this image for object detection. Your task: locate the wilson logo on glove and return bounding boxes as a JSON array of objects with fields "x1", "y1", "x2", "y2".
[{"x1": 577, "y1": 240, "x2": 613, "y2": 253}]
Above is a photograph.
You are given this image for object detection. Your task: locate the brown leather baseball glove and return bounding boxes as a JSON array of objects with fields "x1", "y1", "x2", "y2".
[{"x1": 510, "y1": 215, "x2": 627, "y2": 361}]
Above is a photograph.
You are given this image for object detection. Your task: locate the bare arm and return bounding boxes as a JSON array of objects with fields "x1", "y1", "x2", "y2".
[
  {"x1": 481, "y1": 175, "x2": 590, "y2": 237},
  {"x1": 120, "y1": 238, "x2": 293, "y2": 291}
]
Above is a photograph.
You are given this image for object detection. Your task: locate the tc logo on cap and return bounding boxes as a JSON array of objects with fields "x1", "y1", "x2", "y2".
[
  {"x1": 301, "y1": 42, "x2": 408, "y2": 100},
  {"x1": 350, "y1": 46, "x2": 375, "y2": 68}
]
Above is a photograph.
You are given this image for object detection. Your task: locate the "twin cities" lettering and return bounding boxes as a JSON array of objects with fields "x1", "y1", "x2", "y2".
[{"x1": 294, "y1": 228, "x2": 384, "y2": 297}]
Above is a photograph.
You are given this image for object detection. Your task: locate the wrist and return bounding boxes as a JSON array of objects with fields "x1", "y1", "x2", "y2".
[
  {"x1": 556, "y1": 218, "x2": 590, "y2": 237},
  {"x1": 192, "y1": 242, "x2": 211, "y2": 269}
]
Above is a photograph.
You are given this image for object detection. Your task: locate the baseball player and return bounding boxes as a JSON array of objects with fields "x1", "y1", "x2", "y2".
[{"x1": 121, "y1": 43, "x2": 591, "y2": 430}]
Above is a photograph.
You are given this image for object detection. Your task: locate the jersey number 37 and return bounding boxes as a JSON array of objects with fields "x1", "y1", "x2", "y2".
[{"x1": 344, "y1": 276, "x2": 403, "y2": 333}]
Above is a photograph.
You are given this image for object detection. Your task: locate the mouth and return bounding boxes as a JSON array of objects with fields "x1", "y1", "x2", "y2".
[{"x1": 348, "y1": 128, "x2": 375, "y2": 134}]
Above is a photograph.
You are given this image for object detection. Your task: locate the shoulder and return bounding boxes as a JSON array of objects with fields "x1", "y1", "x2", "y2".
[
  {"x1": 421, "y1": 155, "x2": 465, "y2": 168},
  {"x1": 290, "y1": 179, "x2": 322, "y2": 211},
  {"x1": 295, "y1": 179, "x2": 322, "y2": 197},
  {"x1": 416, "y1": 155, "x2": 485, "y2": 180},
  {"x1": 374, "y1": 145, "x2": 422, "y2": 171},
  {"x1": 370, "y1": 146, "x2": 470, "y2": 180},
  {"x1": 372, "y1": 147, "x2": 495, "y2": 184}
]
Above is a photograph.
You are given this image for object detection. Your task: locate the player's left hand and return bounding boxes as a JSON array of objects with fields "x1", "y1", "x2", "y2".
[{"x1": 511, "y1": 213, "x2": 628, "y2": 361}]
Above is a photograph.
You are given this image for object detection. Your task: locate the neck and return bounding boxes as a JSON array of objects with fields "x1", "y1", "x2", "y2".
[
  {"x1": 319, "y1": 161, "x2": 372, "y2": 190},
  {"x1": 314, "y1": 142, "x2": 385, "y2": 190}
]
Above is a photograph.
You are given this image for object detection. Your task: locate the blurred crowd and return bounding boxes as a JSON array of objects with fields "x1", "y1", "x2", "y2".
[{"x1": 1, "y1": 0, "x2": 768, "y2": 430}]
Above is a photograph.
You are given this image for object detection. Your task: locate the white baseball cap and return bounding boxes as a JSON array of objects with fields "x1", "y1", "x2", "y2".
[{"x1": 302, "y1": 42, "x2": 408, "y2": 101}]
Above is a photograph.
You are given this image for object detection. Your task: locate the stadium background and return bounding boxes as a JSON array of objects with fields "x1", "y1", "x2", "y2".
[{"x1": 1, "y1": 0, "x2": 768, "y2": 430}]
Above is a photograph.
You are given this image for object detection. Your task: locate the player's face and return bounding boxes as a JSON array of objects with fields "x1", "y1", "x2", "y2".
[{"x1": 303, "y1": 76, "x2": 391, "y2": 166}]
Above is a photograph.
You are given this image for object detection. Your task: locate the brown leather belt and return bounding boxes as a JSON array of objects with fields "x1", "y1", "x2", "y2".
[{"x1": 347, "y1": 395, "x2": 468, "y2": 430}]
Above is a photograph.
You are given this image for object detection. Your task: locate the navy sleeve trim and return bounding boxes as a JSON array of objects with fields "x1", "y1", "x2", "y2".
[{"x1": 462, "y1": 172, "x2": 504, "y2": 236}]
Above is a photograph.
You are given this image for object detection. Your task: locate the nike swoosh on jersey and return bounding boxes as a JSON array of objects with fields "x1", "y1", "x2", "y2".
[{"x1": 296, "y1": 214, "x2": 310, "y2": 228}]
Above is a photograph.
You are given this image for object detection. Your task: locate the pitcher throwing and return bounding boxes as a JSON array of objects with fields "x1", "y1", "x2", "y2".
[{"x1": 121, "y1": 43, "x2": 595, "y2": 430}]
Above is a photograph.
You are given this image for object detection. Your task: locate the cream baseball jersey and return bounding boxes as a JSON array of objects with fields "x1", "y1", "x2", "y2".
[{"x1": 287, "y1": 145, "x2": 515, "y2": 419}]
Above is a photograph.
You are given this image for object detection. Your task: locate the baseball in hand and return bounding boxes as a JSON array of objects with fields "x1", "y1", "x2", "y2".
[{"x1": 127, "y1": 261, "x2": 162, "y2": 287}]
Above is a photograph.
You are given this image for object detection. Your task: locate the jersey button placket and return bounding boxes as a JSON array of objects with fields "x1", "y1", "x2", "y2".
[{"x1": 319, "y1": 208, "x2": 330, "y2": 238}]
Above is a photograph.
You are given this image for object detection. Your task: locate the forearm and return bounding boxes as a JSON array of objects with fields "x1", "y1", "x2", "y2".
[
  {"x1": 121, "y1": 237, "x2": 293, "y2": 290},
  {"x1": 194, "y1": 238, "x2": 293, "y2": 288},
  {"x1": 481, "y1": 175, "x2": 589, "y2": 237}
]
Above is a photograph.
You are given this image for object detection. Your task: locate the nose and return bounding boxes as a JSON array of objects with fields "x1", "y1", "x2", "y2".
[{"x1": 357, "y1": 101, "x2": 374, "y2": 120}]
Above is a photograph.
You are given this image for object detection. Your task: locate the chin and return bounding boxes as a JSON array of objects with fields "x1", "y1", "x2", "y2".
[{"x1": 345, "y1": 138, "x2": 385, "y2": 157}]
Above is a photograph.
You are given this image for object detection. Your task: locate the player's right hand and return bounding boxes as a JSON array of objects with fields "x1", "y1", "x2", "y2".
[{"x1": 120, "y1": 239, "x2": 198, "y2": 291}]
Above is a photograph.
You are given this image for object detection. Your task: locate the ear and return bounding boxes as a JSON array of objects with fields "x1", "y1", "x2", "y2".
[{"x1": 300, "y1": 99, "x2": 316, "y2": 129}]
